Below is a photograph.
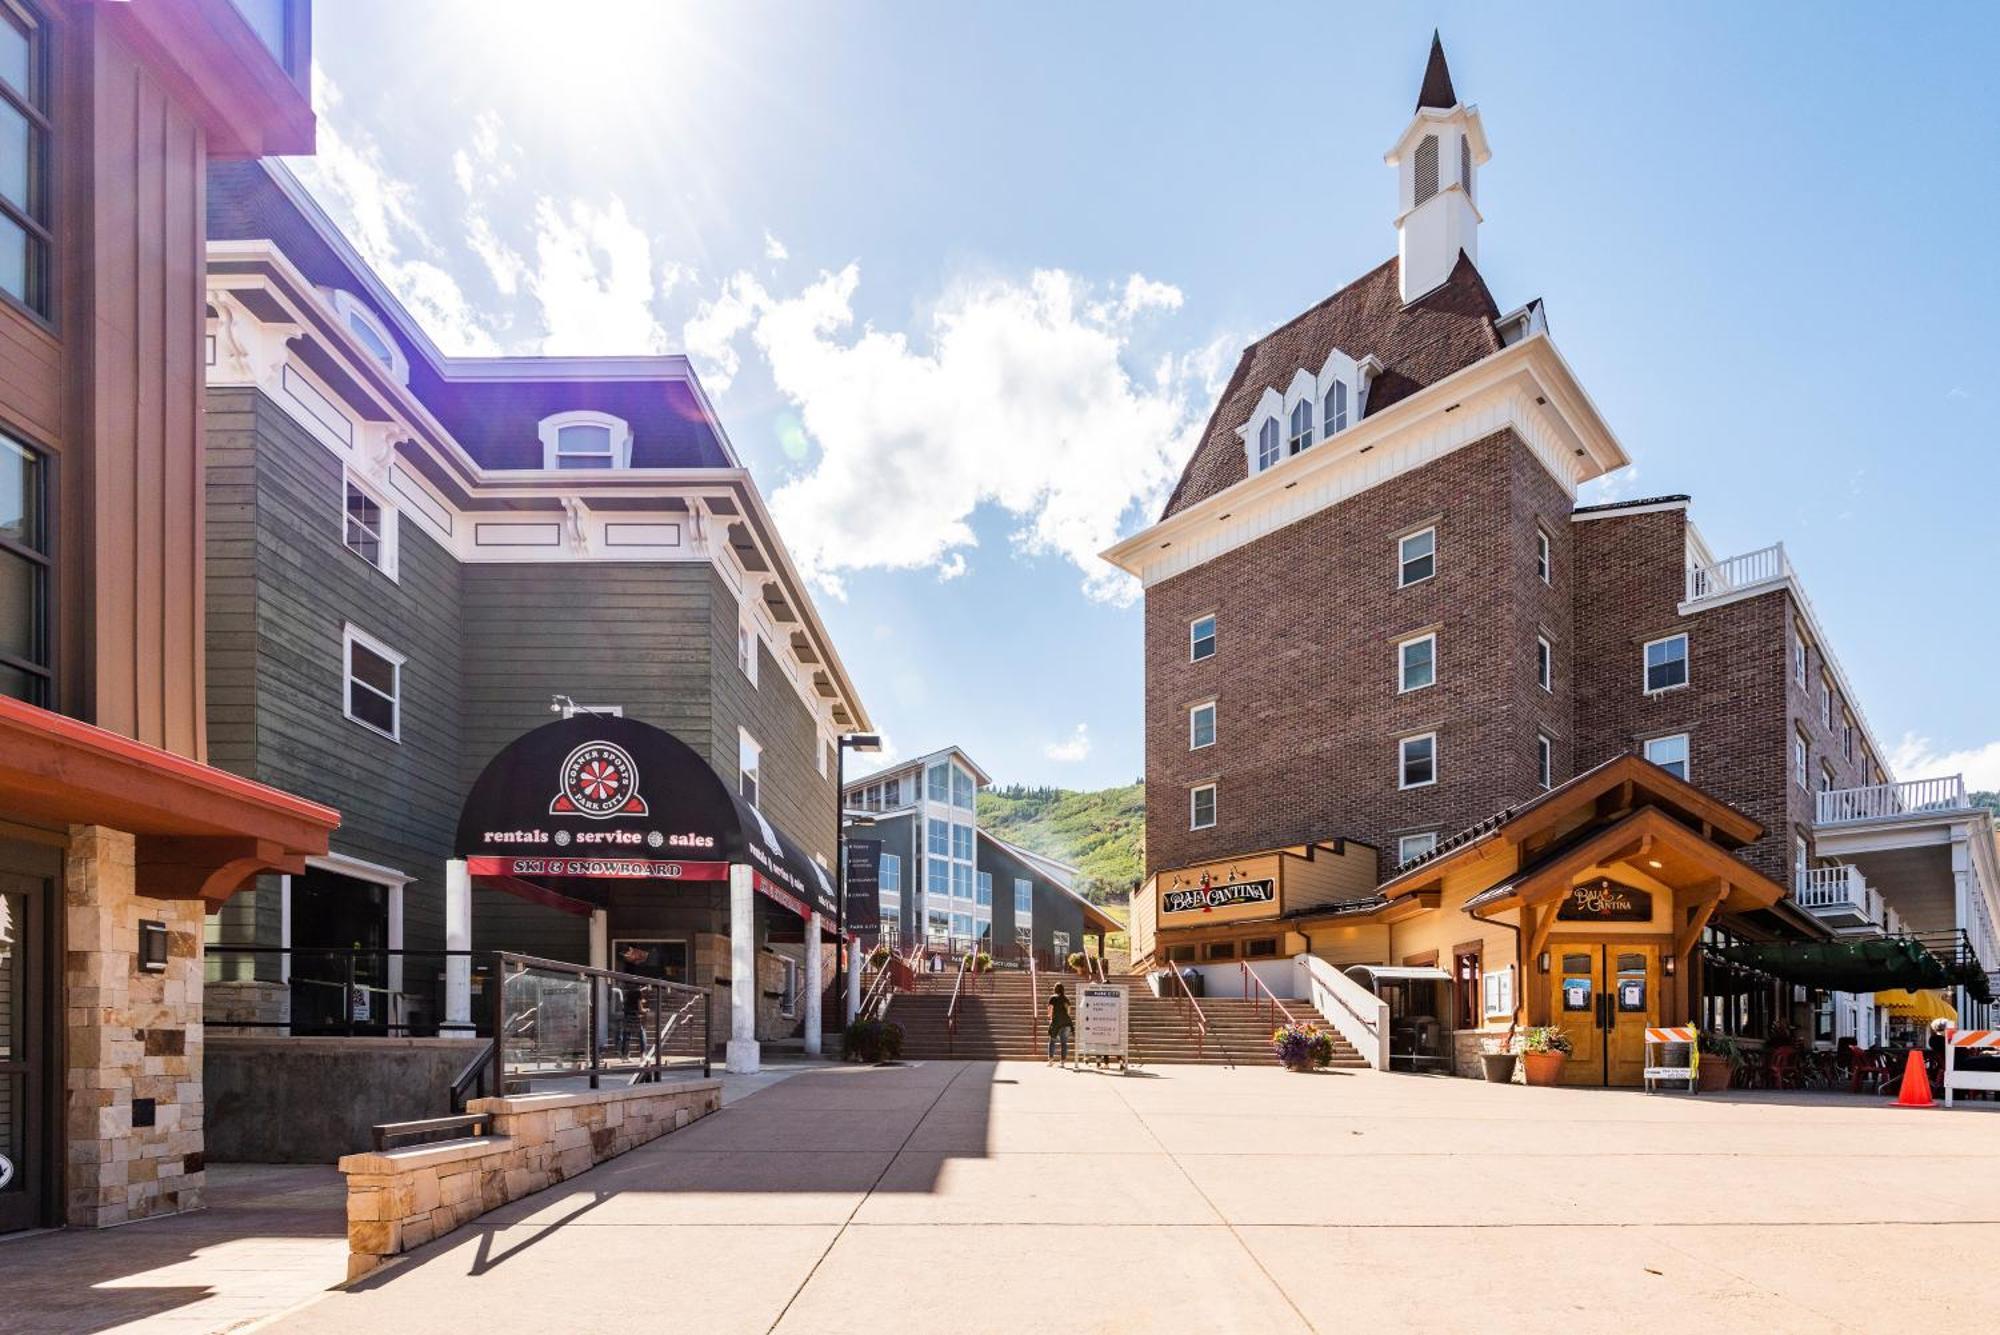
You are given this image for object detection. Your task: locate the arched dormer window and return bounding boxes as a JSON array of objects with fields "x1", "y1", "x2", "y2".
[
  {"x1": 1255, "y1": 417, "x2": 1281, "y2": 472},
  {"x1": 1324, "y1": 380, "x2": 1349, "y2": 435},
  {"x1": 1288, "y1": 400, "x2": 1313, "y2": 456},
  {"x1": 1413, "y1": 134, "x2": 1439, "y2": 207},
  {"x1": 538, "y1": 410, "x2": 634, "y2": 471},
  {"x1": 331, "y1": 290, "x2": 408, "y2": 385}
]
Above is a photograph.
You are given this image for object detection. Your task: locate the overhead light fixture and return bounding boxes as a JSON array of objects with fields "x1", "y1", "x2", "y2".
[
  {"x1": 1647, "y1": 859, "x2": 1663, "y2": 869},
  {"x1": 839, "y1": 732, "x2": 882, "y2": 753}
]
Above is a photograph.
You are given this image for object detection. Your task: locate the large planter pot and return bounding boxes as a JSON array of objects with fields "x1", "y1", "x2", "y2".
[
  {"x1": 1697, "y1": 1059, "x2": 1735, "y2": 1093},
  {"x1": 1480, "y1": 1052, "x2": 1518, "y2": 1084},
  {"x1": 1521, "y1": 1051, "x2": 1567, "y2": 1087}
]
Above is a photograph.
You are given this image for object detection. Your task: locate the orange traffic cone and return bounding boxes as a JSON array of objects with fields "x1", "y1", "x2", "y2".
[{"x1": 1894, "y1": 1049, "x2": 1934, "y2": 1108}]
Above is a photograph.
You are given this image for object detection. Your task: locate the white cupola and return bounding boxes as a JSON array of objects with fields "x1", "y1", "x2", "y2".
[{"x1": 1384, "y1": 33, "x2": 1491, "y2": 304}]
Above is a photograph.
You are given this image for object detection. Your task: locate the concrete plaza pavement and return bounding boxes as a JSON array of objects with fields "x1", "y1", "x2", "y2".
[{"x1": 260, "y1": 1058, "x2": 2000, "y2": 1334}]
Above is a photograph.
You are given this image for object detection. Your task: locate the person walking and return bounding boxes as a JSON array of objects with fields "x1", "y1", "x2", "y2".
[{"x1": 1047, "y1": 982, "x2": 1075, "y2": 1068}]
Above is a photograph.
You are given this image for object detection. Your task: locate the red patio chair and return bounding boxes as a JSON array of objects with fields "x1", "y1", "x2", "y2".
[{"x1": 1767, "y1": 1045, "x2": 1802, "y2": 1090}]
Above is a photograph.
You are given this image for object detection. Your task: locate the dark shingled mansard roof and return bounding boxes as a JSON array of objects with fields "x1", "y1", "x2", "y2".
[{"x1": 1159, "y1": 251, "x2": 1504, "y2": 520}]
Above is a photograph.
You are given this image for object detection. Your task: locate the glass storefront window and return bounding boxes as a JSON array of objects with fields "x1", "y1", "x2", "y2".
[{"x1": 0, "y1": 435, "x2": 47, "y2": 705}]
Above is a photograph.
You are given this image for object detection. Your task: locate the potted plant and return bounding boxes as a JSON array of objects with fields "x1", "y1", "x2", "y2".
[
  {"x1": 1067, "y1": 952, "x2": 1089, "y2": 975},
  {"x1": 973, "y1": 952, "x2": 992, "y2": 973},
  {"x1": 841, "y1": 1017, "x2": 904, "y2": 1064},
  {"x1": 1272, "y1": 1022, "x2": 1332, "y2": 1072},
  {"x1": 1696, "y1": 1032, "x2": 1739, "y2": 1093},
  {"x1": 1480, "y1": 1034, "x2": 1518, "y2": 1084},
  {"x1": 1517, "y1": 1025, "x2": 1572, "y2": 1086},
  {"x1": 866, "y1": 944, "x2": 891, "y2": 971}
]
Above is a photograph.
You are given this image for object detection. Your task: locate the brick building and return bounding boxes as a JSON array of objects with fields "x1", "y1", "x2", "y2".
[{"x1": 1106, "y1": 36, "x2": 1997, "y2": 1079}]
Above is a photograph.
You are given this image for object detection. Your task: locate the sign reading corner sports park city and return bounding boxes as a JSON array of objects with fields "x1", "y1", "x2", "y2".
[{"x1": 453, "y1": 715, "x2": 836, "y2": 919}]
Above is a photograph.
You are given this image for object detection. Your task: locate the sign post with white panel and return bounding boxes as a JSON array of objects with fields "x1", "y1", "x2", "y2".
[{"x1": 1077, "y1": 983, "x2": 1129, "y2": 1071}]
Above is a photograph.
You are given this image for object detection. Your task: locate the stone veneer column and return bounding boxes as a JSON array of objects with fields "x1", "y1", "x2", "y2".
[{"x1": 64, "y1": 826, "x2": 206, "y2": 1227}]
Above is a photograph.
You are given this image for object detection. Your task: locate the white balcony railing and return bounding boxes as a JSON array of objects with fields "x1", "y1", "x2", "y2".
[
  {"x1": 1685, "y1": 542, "x2": 1792, "y2": 604},
  {"x1": 1795, "y1": 865, "x2": 1874, "y2": 921},
  {"x1": 1817, "y1": 774, "x2": 1970, "y2": 825}
]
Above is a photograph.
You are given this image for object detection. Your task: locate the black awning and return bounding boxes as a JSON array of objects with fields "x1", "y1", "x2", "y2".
[
  {"x1": 1713, "y1": 936, "x2": 1988, "y2": 999},
  {"x1": 454, "y1": 715, "x2": 834, "y2": 919}
]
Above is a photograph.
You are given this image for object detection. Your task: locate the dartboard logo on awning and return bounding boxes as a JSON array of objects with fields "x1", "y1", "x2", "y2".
[{"x1": 550, "y1": 742, "x2": 650, "y2": 819}]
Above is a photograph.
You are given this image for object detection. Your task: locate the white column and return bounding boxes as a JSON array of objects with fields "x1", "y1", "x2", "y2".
[
  {"x1": 845, "y1": 935, "x2": 862, "y2": 1023},
  {"x1": 445, "y1": 859, "x2": 473, "y2": 1033},
  {"x1": 803, "y1": 911, "x2": 823, "y2": 1057},
  {"x1": 590, "y1": 909, "x2": 609, "y2": 1048},
  {"x1": 726, "y1": 863, "x2": 760, "y2": 1073},
  {"x1": 386, "y1": 882, "x2": 406, "y2": 1030}
]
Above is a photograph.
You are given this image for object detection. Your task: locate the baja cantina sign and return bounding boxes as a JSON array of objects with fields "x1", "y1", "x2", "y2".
[
  {"x1": 1162, "y1": 878, "x2": 1277, "y2": 916},
  {"x1": 1557, "y1": 879, "x2": 1653, "y2": 922}
]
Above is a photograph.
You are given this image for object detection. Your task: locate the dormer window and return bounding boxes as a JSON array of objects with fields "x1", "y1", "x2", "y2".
[
  {"x1": 331, "y1": 290, "x2": 408, "y2": 385},
  {"x1": 1287, "y1": 400, "x2": 1313, "y2": 456},
  {"x1": 538, "y1": 410, "x2": 634, "y2": 471},
  {"x1": 1324, "y1": 380, "x2": 1349, "y2": 435},
  {"x1": 1256, "y1": 418, "x2": 1281, "y2": 472}
]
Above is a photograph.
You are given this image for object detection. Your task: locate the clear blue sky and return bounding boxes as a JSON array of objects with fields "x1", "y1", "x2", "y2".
[{"x1": 298, "y1": 2, "x2": 2000, "y2": 792}]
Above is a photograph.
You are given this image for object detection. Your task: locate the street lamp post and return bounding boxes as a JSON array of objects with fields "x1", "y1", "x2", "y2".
[{"x1": 835, "y1": 731, "x2": 882, "y2": 1027}]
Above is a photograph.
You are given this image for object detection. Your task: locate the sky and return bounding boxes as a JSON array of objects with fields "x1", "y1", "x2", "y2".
[{"x1": 294, "y1": 1, "x2": 2000, "y2": 792}]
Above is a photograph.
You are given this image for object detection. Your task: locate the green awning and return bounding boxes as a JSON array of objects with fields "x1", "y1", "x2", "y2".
[{"x1": 1714, "y1": 937, "x2": 1954, "y2": 994}]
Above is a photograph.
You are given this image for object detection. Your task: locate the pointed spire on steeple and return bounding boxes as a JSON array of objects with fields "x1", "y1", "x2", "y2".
[{"x1": 1415, "y1": 30, "x2": 1457, "y2": 111}]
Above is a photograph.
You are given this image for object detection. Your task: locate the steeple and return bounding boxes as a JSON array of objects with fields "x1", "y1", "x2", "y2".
[
  {"x1": 1415, "y1": 30, "x2": 1456, "y2": 111},
  {"x1": 1385, "y1": 34, "x2": 1490, "y2": 302}
]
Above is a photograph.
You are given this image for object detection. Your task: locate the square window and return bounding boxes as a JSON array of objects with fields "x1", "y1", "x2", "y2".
[
  {"x1": 343, "y1": 626, "x2": 403, "y2": 741},
  {"x1": 1189, "y1": 701, "x2": 1216, "y2": 749},
  {"x1": 1644, "y1": 732, "x2": 1690, "y2": 780},
  {"x1": 1398, "y1": 634, "x2": 1435, "y2": 693},
  {"x1": 1536, "y1": 528, "x2": 1551, "y2": 585},
  {"x1": 1190, "y1": 783, "x2": 1217, "y2": 830},
  {"x1": 1643, "y1": 633, "x2": 1688, "y2": 694},
  {"x1": 1536, "y1": 635, "x2": 1553, "y2": 692},
  {"x1": 1399, "y1": 733, "x2": 1437, "y2": 789},
  {"x1": 1536, "y1": 733, "x2": 1553, "y2": 789},
  {"x1": 1398, "y1": 527, "x2": 1435, "y2": 587},
  {"x1": 1397, "y1": 831, "x2": 1438, "y2": 867},
  {"x1": 1190, "y1": 614, "x2": 1217, "y2": 662}
]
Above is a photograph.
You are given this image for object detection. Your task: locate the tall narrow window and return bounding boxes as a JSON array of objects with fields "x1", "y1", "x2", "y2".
[
  {"x1": 343, "y1": 626, "x2": 403, "y2": 741},
  {"x1": 1398, "y1": 527, "x2": 1436, "y2": 586},
  {"x1": 343, "y1": 478, "x2": 397, "y2": 576},
  {"x1": 1643, "y1": 633, "x2": 1688, "y2": 694},
  {"x1": 1324, "y1": 380, "x2": 1349, "y2": 434},
  {"x1": 1413, "y1": 134, "x2": 1439, "y2": 206},
  {"x1": 1288, "y1": 400, "x2": 1314, "y2": 455},
  {"x1": 0, "y1": 432, "x2": 49, "y2": 704},
  {"x1": 1256, "y1": 417, "x2": 1281, "y2": 471},
  {"x1": 1189, "y1": 614, "x2": 1217, "y2": 662},
  {"x1": 1793, "y1": 629, "x2": 1808, "y2": 686},
  {"x1": 738, "y1": 729, "x2": 762, "y2": 806},
  {"x1": 1536, "y1": 635, "x2": 1553, "y2": 692},
  {"x1": 1535, "y1": 529, "x2": 1551, "y2": 585},
  {"x1": 1794, "y1": 730, "x2": 1809, "y2": 791},
  {"x1": 926, "y1": 761, "x2": 950, "y2": 803},
  {"x1": 1398, "y1": 633, "x2": 1435, "y2": 693},
  {"x1": 1536, "y1": 734, "x2": 1553, "y2": 790},
  {"x1": 1399, "y1": 733, "x2": 1437, "y2": 789},
  {"x1": 927, "y1": 817, "x2": 950, "y2": 857},
  {"x1": 0, "y1": 6, "x2": 50, "y2": 316},
  {"x1": 1821, "y1": 678, "x2": 1834, "y2": 729},
  {"x1": 1190, "y1": 783, "x2": 1217, "y2": 830},
  {"x1": 1014, "y1": 877, "x2": 1033, "y2": 916},
  {"x1": 1189, "y1": 701, "x2": 1216, "y2": 749}
]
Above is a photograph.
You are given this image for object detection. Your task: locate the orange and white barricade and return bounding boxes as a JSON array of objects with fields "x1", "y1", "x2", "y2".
[
  {"x1": 1944, "y1": 1029, "x2": 2000, "y2": 1107},
  {"x1": 1643, "y1": 1026, "x2": 1698, "y2": 1094}
]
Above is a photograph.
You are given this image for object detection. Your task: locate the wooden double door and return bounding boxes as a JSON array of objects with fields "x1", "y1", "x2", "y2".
[{"x1": 1551, "y1": 943, "x2": 1659, "y2": 1087}]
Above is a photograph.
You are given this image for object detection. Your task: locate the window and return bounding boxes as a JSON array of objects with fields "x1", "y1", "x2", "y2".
[
  {"x1": 1644, "y1": 733, "x2": 1690, "y2": 780},
  {"x1": 0, "y1": 6, "x2": 49, "y2": 317},
  {"x1": 738, "y1": 729, "x2": 762, "y2": 805},
  {"x1": 343, "y1": 625, "x2": 403, "y2": 741},
  {"x1": 1288, "y1": 399, "x2": 1313, "y2": 455},
  {"x1": 950, "y1": 912, "x2": 973, "y2": 940},
  {"x1": 331, "y1": 291, "x2": 408, "y2": 384},
  {"x1": 778, "y1": 956, "x2": 799, "y2": 1018},
  {"x1": 1189, "y1": 614, "x2": 1217, "y2": 662},
  {"x1": 1536, "y1": 734, "x2": 1553, "y2": 790},
  {"x1": 950, "y1": 863, "x2": 973, "y2": 900},
  {"x1": 1535, "y1": 528, "x2": 1551, "y2": 585},
  {"x1": 927, "y1": 857, "x2": 950, "y2": 897},
  {"x1": 1843, "y1": 718, "x2": 1854, "y2": 762},
  {"x1": 1794, "y1": 730, "x2": 1809, "y2": 791},
  {"x1": 950, "y1": 822, "x2": 973, "y2": 861},
  {"x1": 1324, "y1": 380, "x2": 1349, "y2": 434},
  {"x1": 1399, "y1": 733, "x2": 1437, "y2": 789},
  {"x1": 1643, "y1": 633, "x2": 1688, "y2": 694},
  {"x1": 1454, "y1": 946, "x2": 1483, "y2": 1030},
  {"x1": 1397, "y1": 633, "x2": 1435, "y2": 693},
  {"x1": 1189, "y1": 701, "x2": 1216, "y2": 749},
  {"x1": 1256, "y1": 417, "x2": 1281, "y2": 471},
  {"x1": 1014, "y1": 877, "x2": 1033, "y2": 916},
  {"x1": 1536, "y1": 635, "x2": 1553, "y2": 692},
  {"x1": 879, "y1": 852, "x2": 902, "y2": 896},
  {"x1": 0, "y1": 432, "x2": 49, "y2": 705},
  {"x1": 1397, "y1": 831, "x2": 1438, "y2": 867},
  {"x1": 1204, "y1": 940, "x2": 1236, "y2": 962},
  {"x1": 926, "y1": 761, "x2": 950, "y2": 803},
  {"x1": 1414, "y1": 133, "x2": 1439, "y2": 206},
  {"x1": 1246, "y1": 938, "x2": 1279, "y2": 959},
  {"x1": 1793, "y1": 629, "x2": 1809, "y2": 686},
  {"x1": 1398, "y1": 527, "x2": 1435, "y2": 586},
  {"x1": 1190, "y1": 783, "x2": 1217, "y2": 830},
  {"x1": 341, "y1": 477, "x2": 397, "y2": 576},
  {"x1": 976, "y1": 871, "x2": 992, "y2": 907},
  {"x1": 927, "y1": 817, "x2": 950, "y2": 857},
  {"x1": 1794, "y1": 836, "x2": 1808, "y2": 888},
  {"x1": 1821, "y1": 678, "x2": 1834, "y2": 730},
  {"x1": 1819, "y1": 763, "x2": 1835, "y2": 795},
  {"x1": 537, "y1": 410, "x2": 633, "y2": 471},
  {"x1": 736, "y1": 613, "x2": 759, "y2": 686},
  {"x1": 1166, "y1": 944, "x2": 1196, "y2": 964},
  {"x1": 951, "y1": 764, "x2": 975, "y2": 809}
]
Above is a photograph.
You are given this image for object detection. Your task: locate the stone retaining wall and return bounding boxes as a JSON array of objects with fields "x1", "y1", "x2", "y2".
[{"x1": 337, "y1": 1079, "x2": 722, "y2": 1279}]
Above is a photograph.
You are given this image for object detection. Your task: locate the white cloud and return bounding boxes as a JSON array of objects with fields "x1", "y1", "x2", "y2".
[
  {"x1": 688, "y1": 263, "x2": 1207, "y2": 603},
  {"x1": 1044, "y1": 724, "x2": 1092, "y2": 764},
  {"x1": 1890, "y1": 733, "x2": 2000, "y2": 792},
  {"x1": 763, "y1": 230, "x2": 790, "y2": 262},
  {"x1": 528, "y1": 196, "x2": 669, "y2": 355},
  {"x1": 935, "y1": 552, "x2": 968, "y2": 582}
]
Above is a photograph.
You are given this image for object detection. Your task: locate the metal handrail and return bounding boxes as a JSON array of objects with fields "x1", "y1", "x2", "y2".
[
  {"x1": 1027, "y1": 949, "x2": 1040, "y2": 1030},
  {"x1": 944, "y1": 953, "x2": 974, "y2": 1055},
  {"x1": 491, "y1": 951, "x2": 713, "y2": 1096},
  {"x1": 1161, "y1": 964, "x2": 1215, "y2": 1064},
  {"x1": 1240, "y1": 962, "x2": 1302, "y2": 1032}
]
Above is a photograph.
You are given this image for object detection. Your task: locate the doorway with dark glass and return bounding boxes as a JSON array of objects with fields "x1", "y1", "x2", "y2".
[{"x1": 290, "y1": 866, "x2": 391, "y2": 1034}]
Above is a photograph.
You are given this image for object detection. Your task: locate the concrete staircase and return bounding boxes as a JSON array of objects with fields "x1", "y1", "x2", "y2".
[{"x1": 881, "y1": 970, "x2": 1366, "y2": 1069}]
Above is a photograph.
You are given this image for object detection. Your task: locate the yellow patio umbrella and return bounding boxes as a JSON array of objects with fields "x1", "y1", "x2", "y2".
[{"x1": 1873, "y1": 988, "x2": 1958, "y2": 1022}]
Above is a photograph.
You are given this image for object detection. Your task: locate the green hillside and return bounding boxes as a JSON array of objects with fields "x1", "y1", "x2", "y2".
[{"x1": 979, "y1": 781, "x2": 1145, "y2": 906}]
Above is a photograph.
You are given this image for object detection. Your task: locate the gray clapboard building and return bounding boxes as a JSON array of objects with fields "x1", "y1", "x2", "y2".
[{"x1": 200, "y1": 160, "x2": 869, "y2": 1044}]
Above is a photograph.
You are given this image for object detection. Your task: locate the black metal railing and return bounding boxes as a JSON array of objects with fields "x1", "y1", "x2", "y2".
[
  {"x1": 488, "y1": 951, "x2": 712, "y2": 1096},
  {"x1": 205, "y1": 945, "x2": 492, "y2": 1037}
]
